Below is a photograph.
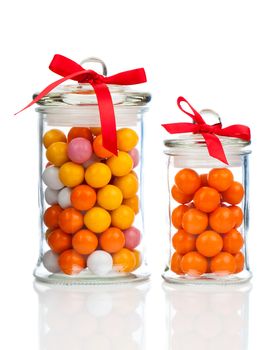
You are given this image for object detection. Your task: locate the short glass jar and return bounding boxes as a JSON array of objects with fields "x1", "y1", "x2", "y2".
[
  {"x1": 162, "y1": 133, "x2": 251, "y2": 284},
  {"x1": 34, "y1": 64, "x2": 151, "y2": 284}
]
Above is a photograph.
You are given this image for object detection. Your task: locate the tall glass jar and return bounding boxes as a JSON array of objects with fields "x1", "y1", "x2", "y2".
[
  {"x1": 162, "y1": 132, "x2": 251, "y2": 284},
  {"x1": 34, "y1": 67, "x2": 151, "y2": 284}
]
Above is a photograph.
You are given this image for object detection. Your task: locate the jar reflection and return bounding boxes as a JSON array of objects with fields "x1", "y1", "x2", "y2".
[
  {"x1": 163, "y1": 282, "x2": 251, "y2": 350},
  {"x1": 34, "y1": 281, "x2": 149, "y2": 350}
]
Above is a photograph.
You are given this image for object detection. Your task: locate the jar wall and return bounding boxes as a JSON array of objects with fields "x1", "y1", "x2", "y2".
[
  {"x1": 163, "y1": 147, "x2": 251, "y2": 284},
  {"x1": 34, "y1": 106, "x2": 149, "y2": 284}
]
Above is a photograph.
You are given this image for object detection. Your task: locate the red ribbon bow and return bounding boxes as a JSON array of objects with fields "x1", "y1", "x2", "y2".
[
  {"x1": 15, "y1": 54, "x2": 147, "y2": 155},
  {"x1": 162, "y1": 96, "x2": 251, "y2": 164}
]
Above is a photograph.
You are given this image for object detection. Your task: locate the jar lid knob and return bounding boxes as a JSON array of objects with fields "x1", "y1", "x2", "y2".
[
  {"x1": 80, "y1": 57, "x2": 108, "y2": 76},
  {"x1": 199, "y1": 109, "x2": 221, "y2": 125}
]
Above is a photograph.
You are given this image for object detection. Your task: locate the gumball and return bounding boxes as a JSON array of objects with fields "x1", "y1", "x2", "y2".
[
  {"x1": 116, "y1": 128, "x2": 139, "y2": 152},
  {"x1": 222, "y1": 229, "x2": 244, "y2": 254},
  {"x1": 100, "y1": 227, "x2": 125, "y2": 253},
  {"x1": 209, "y1": 207, "x2": 235, "y2": 233},
  {"x1": 106, "y1": 151, "x2": 133, "y2": 177},
  {"x1": 59, "y1": 162, "x2": 84, "y2": 187},
  {"x1": 172, "y1": 229, "x2": 196, "y2": 255},
  {"x1": 85, "y1": 163, "x2": 111, "y2": 188},
  {"x1": 208, "y1": 168, "x2": 234, "y2": 192},
  {"x1": 72, "y1": 229, "x2": 98, "y2": 255},
  {"x1": 42, "y1": 166, "x2": 64, "y2": 190},
  {"x1": 47, "y1": 228, "x2": 72, "y2": 253},
  {"x1": 128, "y1": 148, "x2": 139, "y2": 168},
  {"x1": 234, "y1": 252, "x2": 245, "y2": 273},
  {"x1": 87, "y1": 250, "x2": 113, "y2": 276},
  {"x1": 58, "y1": 208, "x2": 84, "y2": 234},
  {"x1": 112, "y1": 248, "x2": 136, "y2": 272},
  {"x1": 171, "y1": 185, "x2": 193, "y2": 204},
  {"x1": 97, "y1": 184, "x2": 123, "y2": 210},
  {"x1": 46, "y1": 142, "x2": 69, "y2": 167},
  {"x1": 171, "y1": 252, "x2": 183, "y2": 275},
  {"x1": 43, "y1": 129, "x2": 67, "y2": 148},
  {"x1": 175, "y1": 168, "x2": 201, "y2": 195},
  {"x1": 93, "y1": 134, "x2": 113, "y2": 158},
  {"x1": 67, "y1": 137, "x2": 93, "y2": 164},
  {"x1": 45, "y1": 188, "x2": 59, "y2": 205},
  {"x1": 44, "y1": 205, "x2": 62, "y2": 229},
  {"x1": 182, "y1": 208, "x2": 208, "y2": 235},
  {"x1": 123, "y1": 227, "x2": 141, "y2": 250},
  {"x1": 123, "y1": 195, "x2": 139, "y2": 214},
  {"x1": 133, "y1": 249, "x2": 142, "y2": 269},
  {"x1": 83, "y1": 154, "x2": 100, "y2": 168},
  {"x1": 113, "y1": 173, "x2": 138, "y2": 199},
  {"x1": 111, "y1": 205, "x2": 135, "y2": 230},
  {"x1": 196, "y1": 230, "x2": 223, "y2": 257},
  {"x1": 193, "y1": 187, "x2": 221, "y2": 213},
  {"x1": 222, "y1": 181, "x2": 244, "y2": 205},
  {"x1": 171, "y1": 205, "x2": 189, "y2": 228},
  {"x1": 200, "y1": 173, "x2": 208, "y2": 186},
  {"x1": 71, "y1": 184, "x2": 96, "y2": 211},
  {"x1": 229, "y1": 206, "x2": 243, "y2": 227},
  {"x1": 58, "y1": 187, "x2": 72, "y2": 209},
  {"x1": 91, "y1": 127, "x2": 102, "y2": 136},
  {"x1": 43, "y1": 250, "x2": 60, "y2": 273},
  {"x1": 180, "y1": 252, "x2": 208, "y2": 276},
  {"x1": 210, "y1": 252, "x2": 236, "y2": 275},
  {"x1": 84, "y1": 207, "x2": 111, "y2": 233},
  {"x1": 58, "y1": 249, "x2": 86, "y2": 275},
  {"x1": 67, "y1": 127, "x2": 93, "y2": 143}
]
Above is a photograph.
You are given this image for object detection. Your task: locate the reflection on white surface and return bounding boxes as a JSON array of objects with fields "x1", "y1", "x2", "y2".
[
  {"x1": 34, "y1": 281, "x2": 150, "y2": 350},
  {"x1": 163, "y1": 282, "x2": 251, "y2": 350}
]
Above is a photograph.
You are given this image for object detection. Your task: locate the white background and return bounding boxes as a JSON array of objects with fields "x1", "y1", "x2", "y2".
[{"x1": 0, "y1": 0, "x2": 268, "y2": 349}]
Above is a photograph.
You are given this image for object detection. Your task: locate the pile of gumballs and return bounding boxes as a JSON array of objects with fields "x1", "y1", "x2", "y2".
[
  {"x1": 170, "y1": 168, "x2": 245, "y2": 277},
  {"x1": 41, "y1": 126, "x2": 142, "y2": 276}
]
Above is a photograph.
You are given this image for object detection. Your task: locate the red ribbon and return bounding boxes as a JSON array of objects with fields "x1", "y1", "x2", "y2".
[
  {"x1": 15, "y1": 54, "x2": 147, "y2": 155},
  {"x1": 162, "y1": 96, "x2": 251, "y2": 164}
]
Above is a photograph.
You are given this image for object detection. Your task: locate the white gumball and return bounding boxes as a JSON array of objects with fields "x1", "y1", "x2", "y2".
[
  {"x1": 42, "y1": 166, "x2": 64, "y2": 190},
  {"x1": 45, "y1": 188, "x2": 59, "y2": 205},
  {"x1": 58, "y1": 187, "x2": 72, "y2": 209},
  {"x1": 87, "y1": 251, "x2": 113, "y2": 276},
  {"x1": 43, "y1": 250, "x2": 60, "y2": 273}
]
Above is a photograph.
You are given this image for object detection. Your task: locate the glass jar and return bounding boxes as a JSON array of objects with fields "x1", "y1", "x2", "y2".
[
  {"x1": 162, "y1": 129, "x2": 251, "y2": 284},
  {"x1": 33, "y1": 60, "x2": 151, "y2": 284}
]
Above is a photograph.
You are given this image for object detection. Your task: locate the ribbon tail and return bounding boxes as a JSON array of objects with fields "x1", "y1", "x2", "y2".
[
  {"x1": 104, "y1": 68, "x2": 147, "y2": 85},
  {"x1": 161, "y1": 122, "x2": 197, "y2": 134},
  {"x1": 202, "y1": 133, "x2": 228, "y2": 165},
  {"x1": 92, "y1": 82, "x2": 117, "y2": 155}
]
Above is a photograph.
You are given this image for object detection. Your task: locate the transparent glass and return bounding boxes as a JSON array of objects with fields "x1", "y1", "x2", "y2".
[
  {"x1": 34, "y1": 104, "x2": 150, "y2": 284},
  {"x1": 162, "y1": 135, "x2": 252, "y2": 284}
]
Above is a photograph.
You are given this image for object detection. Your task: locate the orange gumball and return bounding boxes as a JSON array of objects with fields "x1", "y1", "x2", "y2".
[
  {"x1": 182, "y1": 208, "x2": 208, "y2": 235},
  {"x1": 58, "y1": 249, "x2": 86, "y2": 275},
  {"x1": 72, "y1": 229, "x2": 98, "y2": 255},
  {"x1": 93, "y1": 135, "x2": 113, "y2": 158},
  {"x1": 171, "y1": 205, "x2": 189, "y2": 228},
  {"x1": 67, "y1": 127, "x2": 93, "y2": 143},
  {"x1": 193, "y1": 187, "x2": 221, "y2": 213},
  {"x1": 200, "y1": 173, "x2": 208, "y2": 187},
  {"x1": 58, "y1": 208, "x2": 84, "y2": 234},
  {"x1": 229, "y1": 206, "x2": 243, "y2": 227},
  {"x1": 44, "y1": 205, "x2": 62, "y2": 229},
  {"x1": 196, "y1": 230, "x2": 223, "y2": 257},
  {"x1": 222, "y1": 229, "x2": 244, "y2": 254},
  {"x1": 99, "y1": 227, "x2": 125, "y2": 253},
  {"x1": 71, "y1": 185, "x2": 96, "y2": 211},
  {"x1": 209, "y1": 207, "x2": 235, "y2": 233},
  {"x1": 91, "y1": 127, "x2": 102, "y2": 136},
  {"x1": 180, "y1": 252, "x2": 208, "y2": 276},
  {"x1": 234, "y1": 251, "x2": 245, "y2": 273},
  {"x1": 208, "y1": 168, "x2": 234, "y2": 192},
  {"x1": 171, "y1": 185, "x2": 193, "y2": 204},
  {"x1": 175, "y1": 168, "x2": 201, "y2": 195},
  {"x1": 172, "y1": 229, "x2": 196, "y2": 254},
  {"x1": 171, "y1": 252, "x2": 183, "y2": 275},
  {"x1": 47, "y1": 228, "x2": 72, "y2": 253},
  {"x1": 210, "y1": 252, "x2": 236, "y2": 275},
  {"x1": 221, "y1": 181, "x2": 244, "y2": 205},
  {"x1": 112, "y1": 248, "x2": 136, "y2": 272}
]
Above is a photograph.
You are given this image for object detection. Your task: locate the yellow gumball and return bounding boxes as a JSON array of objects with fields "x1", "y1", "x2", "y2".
[
  {"x1": 113, "y1": 248, "x2": 136, "y2": 272},
  {"x1": 91, "y1": 127, "x2": 102, "y2": 136},
  {"x1": 111, "y1": 205, "x2": 135, "y2": 230},
  {"x1": 123, "y1": 195, "x2": 139, "y2": 214},
  {"x1": 85, "y1": 163, "x2": 111, "y2": 188},
  {"x1": 113, "y1": 173, "x2": 138, "y2": 199},
  {"x1": 59, "y1": 162, "x2": 84, "y2": 187},
  {"x1": 117, "y1": 128, "x2": 139, "y2": 152},
  {"x1": 43, "y1": 129, "x2": 67, "y2": 148},
  {"x1": 97, "y1": 185, "x2": 123, "y2": 210},
  {"x1": 106, "y1": 151, "x2": 133, "y2": 177},
  {"x1": 46, "y1": 142, "x2": 69, "y2": 166},
  {"x1": 84, "y1": 207, "x2": 111, "y2": 233},
  {"x1": 133, "y1": 249, "x2": 142, "y2": 269}
]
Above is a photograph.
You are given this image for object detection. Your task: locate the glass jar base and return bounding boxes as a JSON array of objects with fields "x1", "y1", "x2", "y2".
[{"x1": 162, "y1": 270, "x2": 252, "y2": 285}]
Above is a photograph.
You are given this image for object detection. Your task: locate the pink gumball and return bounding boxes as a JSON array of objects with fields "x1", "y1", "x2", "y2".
[
  {"x1": 123, "y1": 227, "x2": 141, "y2": 250},
  {"x1": 129, "y1": 148, "x2": 139, "y2": 168},
  {"x1": 67, "y1": 137, "x2": 92, "y2": 164}
]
